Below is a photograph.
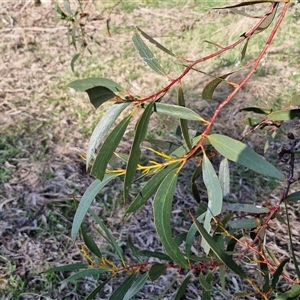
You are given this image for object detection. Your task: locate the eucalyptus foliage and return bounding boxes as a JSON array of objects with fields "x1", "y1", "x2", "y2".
[{"x1": 50, "y1": 1, "x2": 300, "y2": 299}]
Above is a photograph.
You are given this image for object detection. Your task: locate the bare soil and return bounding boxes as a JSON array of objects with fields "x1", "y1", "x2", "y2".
[{"x1": 1, "y1": 1, "x2": 300, "y2": 300}]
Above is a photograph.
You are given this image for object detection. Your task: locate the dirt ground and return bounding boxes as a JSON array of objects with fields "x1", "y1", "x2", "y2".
[{"x1": 1, "y1": 1, "x2": 300, "y2": 299}]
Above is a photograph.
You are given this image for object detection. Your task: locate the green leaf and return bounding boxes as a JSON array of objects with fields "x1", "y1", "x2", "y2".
[
  {"x1": 202, "y1": 272, "x2": 213, "y2": 300},
  {"x1": 202, "y1": 72, "x2": 233, "y2": 100},
  {"x1": 229, "y1": 218, "x2": 259, "y2": 229},
  {"x1": 275, "y1": 284, "x2": 300, "y2": 300},
  {"x1": 124, "y1": 102, "x2": 155, "y2": 201},
  {"x1": 109, "y1": 272, "x2": 138, "y2": 300},
  {"x1": 88, "y1": 208, "x2": 124, "y2": 261},
  {"x1": 240, "y1": 107, "x2": 271, "y2": 114},
  {"x1": 191, "y1": 166, "x2": 202, "y2": 203},
  {"x1": 128, "y1": 235, "x2": 143, "y2": 263},
  {"x1": 240, "y1": 38, "x2": 249, "y2": 62},
  {"x1": 47, "y1": 263, "x2": 88, "y2": 273},
  {"x1": 86, "y1": 102, "x2": 130, "y2": 169},
  {"x1": 81, "y1": 226, "x2": 102, "y2": 258},
  {"x1": 255, "y1": 3, "x2": 278, "y2": 35},
  {"x1": 132, "y1": 33, "x2": 167, "y2": 76},
  {"x1": 70, "y1": 53, "x2": 80, "y2": 73},
  {"x1": 125, "y1": 162, "x2": 181, "y2": 215},
  {"x1": 178, "y1": 87, "x2": 192, "y2": 150},
  {"x1": 123, "y1": 272, "x2": 149, "y2": 300},
  {"x1": 149, "y1": 263, "x2": 167, "y2": 281},
  {"x1": 202, "y1": 154, "x2": 223, "y2": 254},
  {"x1": 153, "y1": 168, "x2": 189, "y2": 269},
  {"x1": 152, "y1": 102, "x2": 205, "y2": 121},
  {"x1": 85, "y1": 86, "x2": 117, "y2": 109},
  {"x1": 91, "y1": 115, "x2": 132, "y2": 181},
  {"x1": 185, "y1": 213, "x2": 205, "y2": 259},
  {"x1": 219, "y1": 265, "x2": 226, "y2": 290},
  {"x1": 286, "y1": 191, "x2": 300, "y2": 203},
  {"x1": 63, "y1": 268, "x2": 107, "y2": 283},
  {"x1": 225, "y1": 203, "x2": 268, "y2": 214},
  {"x1": 214, "y1": 1, "x2": 281, "y2": 9},
  {"x1": 69, "y1": 78, "x2": 123, "y2": 93},
  {"x1": 136, "y1": 27, "x2": 176, "y2": 57},
  {"x1": 63, "y1": 0, "x2": 73, "y2": 16},
  {"x1": 72, "y1": 175, "x2": 118, "y2": 241},
  {"x1": 219, "y1": 158, "x2": 230, "y2": 199},
  {"x1": 138, "y1": 250, "x2": 171, "y2": 261},
  {"x1": 267, "y1": 109, "x2": 300, "y2": 121},
  {"x1": 193, "y1": 216, "x2": 247, "y2": 279},
  {"x1": 174, "y1": 274, "x2": 191, "y2": 300},
  {"x1": 199, "y1": 272, "x2": 212, "y2": 291},
  {"x1": 156, "y1": 275, "x2": 178, "y2": 300},
  {"x1": 271, "y1": 258, "x2": 290, "y2": 289},
  {"x1": 86, "y1": 276, "x2": 113, "y2": 300},
  {"x1": 208, "y1": 134, "x2": 285, "y2": 181}
]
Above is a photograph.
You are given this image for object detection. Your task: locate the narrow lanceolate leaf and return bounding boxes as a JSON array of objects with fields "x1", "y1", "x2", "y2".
[
  {"x1": 149, "y1": 263, "x2": 167, "y2": 281},
  {"x1": 71, "y1": 175, "x2": 118, "y2": 241},
  {"x1": 124, "y1": 162, "x2": 181, "y2": 215},
  {"x1": 255, "y1": 3, "x2": 278, "y2": 35},
  {"x1": 109, "y1": 272, "x2": 138, "y2": 300},
  {"x1": 202, "y1": 154, "x2": 223, "y2": 254},
  {"x1": 240, "y1": 38, "x2": 249, "y2": 62},
  {"x1": 192, "y1": 216, "x2": 247, "y2": 279},
  {"x1": 174, "y1": 275, "x2": 191, "y2": 300},
  {"x1": 63, "y1": 268, "x2": 107, "y2": 283},
  {"x1": 202, "y1": 72, "x2": 234, "y2": 100},
  {"x1": 214, "y1": 1, "x2": 281, "y2": 10},
  {"x1": 199, "y1": 272, "x2": 212, "y2": 291},
  {"x1": 286, "y1": 191, "x2": 300, "y2": 203},
  {"x1": 219, "y1": 158, "x2": 230, "y2": 199},
  {"x1": 128, "y1": 235, "x2": 143, "y2": 263},
  {"x1": 69, "y1": 78, "x2": 123, "y2": 93},
  {"x1": 229, "y1": 218, "x2": 259, "y2": 229},
  {"x1": 153, "y1": 103, "x2": 205, "y2": 121},
  {"x1": 88, "y1": 208, "x2": 124, "y2": 261},
  {"x1": 81, "y1": 225, "x2": 102, "y2": 258},
  {"x1": 86, "y1": 276, "x2": 113, "y2": 300},
  {"x1": 208, "y1": 134, "x2": 285, "y2": 181},
  {"x1": 124, "y1": 102, "x2": 155, "y2": 201},
  {"x1": 225, "y1": 203, "x2": 268, "y2": 214},
  {"x1": 271, "y1": 258, "x2": 290, "y2": 289},
  {"x1": 137, "y1": 27, "x2": 176, "y2": 57},
  {"x1": 185, "y1": 213, "x2": 205, "y2": 259},
  {"x1": 153, "y1": 169, "x2": 189, "y2": 269},
  {"x1": 239, "y1": 107, "x2": 271, "y2": 114},
  {"x1": 132, "y1": 33, "x2": 167, "y2": 76},
  {"x1": 267, "y1": 109, "x2": 300, "y2": 121},
  {"x1": 86, "y1": 103, "x2": 130, "y2": 169},
  {"x1": 91, "y1": 115, "x2": 132, "y2": 181},
  {"x1": 123, "y1": 272, "x2": 149, "y2": 300},
  {"x1": 70, "y1": 53, "x2": 80, "y2": 73},
  {"x1": 178, "y1": 87, "x2": 192, "y2": 150},
  {"x1": 275, "y1": 284, "x2": 300, "y2": 300}
]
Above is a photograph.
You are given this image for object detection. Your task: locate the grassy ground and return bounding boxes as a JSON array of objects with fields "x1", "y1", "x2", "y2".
[{"x1": 0, "y1": 0, "x2": 300, "y2": 299}]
